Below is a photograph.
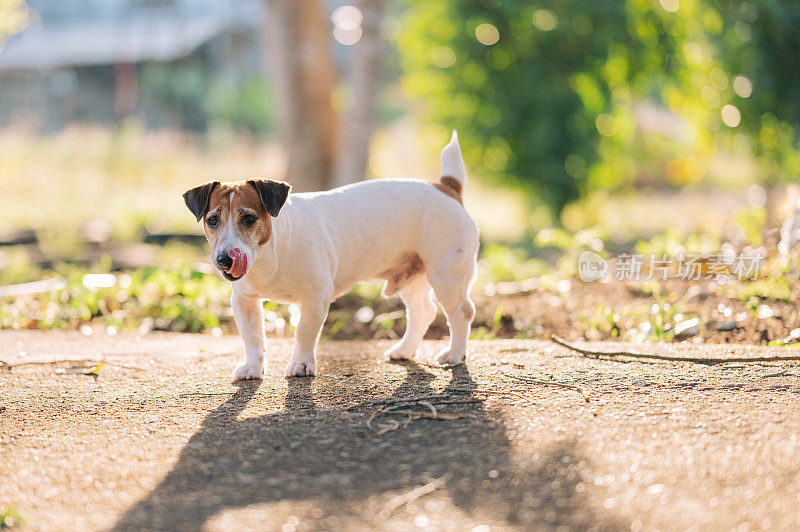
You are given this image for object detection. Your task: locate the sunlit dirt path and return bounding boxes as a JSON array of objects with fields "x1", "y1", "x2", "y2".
[{"x1": 2, "y1": 331, "x2": 799, "y2": 530}]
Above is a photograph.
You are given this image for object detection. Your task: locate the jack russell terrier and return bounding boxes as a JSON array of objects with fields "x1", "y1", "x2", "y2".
[{"x1": 183, "y1": 132, "x2": 479, "y2": 379}]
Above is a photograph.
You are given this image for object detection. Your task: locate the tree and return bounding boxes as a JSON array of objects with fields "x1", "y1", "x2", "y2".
[
  {"x1": 263, "y1": 0, "x2": 386, "y2": 191},
  {"x1": 333, "y1": 0, "x2": 386, "y2": 188},
  {"x1": 398, "y1": 0, "x2": 639, "y2": 212},
  {"x1": 264, "y1": 0, "x2": 339, "y2": 191},
  {"x1": 397, "y1": 0, "x2": 800, "y2": 214}
]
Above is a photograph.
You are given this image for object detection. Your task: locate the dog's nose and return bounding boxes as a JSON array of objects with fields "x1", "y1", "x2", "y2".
[{"x1": 217, "y1": 253, "x2": 233, "y2": 270}]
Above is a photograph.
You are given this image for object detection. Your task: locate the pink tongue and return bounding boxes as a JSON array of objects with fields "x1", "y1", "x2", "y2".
[{"x1": 227, "y1": 248, "x2": 247, "y2": 278}]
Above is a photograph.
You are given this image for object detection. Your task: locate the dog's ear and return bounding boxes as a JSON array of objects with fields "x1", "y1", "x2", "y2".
[
  {"x1": 247, "y1": 179, "x2": 292, "y2": 217},
  {"x1": 183, "y1": 181, "x2": 219, "y2": 222}
]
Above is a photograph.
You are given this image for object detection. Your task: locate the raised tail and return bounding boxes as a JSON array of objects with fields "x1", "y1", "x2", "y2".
[
  {"x1": 440, "y1": 130, "x2": 467, "y2": 187},
  {"x1": 436, "y1": 131, "x2": 467, "y2": 203}
]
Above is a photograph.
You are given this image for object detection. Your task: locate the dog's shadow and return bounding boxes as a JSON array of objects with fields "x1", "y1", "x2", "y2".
[{"x1": 111, "y1": 360, "x2": 620, "y2": 530}]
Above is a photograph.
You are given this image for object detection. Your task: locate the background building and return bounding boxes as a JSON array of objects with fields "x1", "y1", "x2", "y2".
[{"x1": 0, "y1": 0, "x2": 265, "y2": 131}]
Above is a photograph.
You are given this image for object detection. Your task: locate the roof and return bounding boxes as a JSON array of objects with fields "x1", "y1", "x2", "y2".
[{"x1": 0, "y1": 5, "x2": 258, "y2": 72}]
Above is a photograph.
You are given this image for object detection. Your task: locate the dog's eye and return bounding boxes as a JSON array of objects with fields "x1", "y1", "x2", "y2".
[
  {"x1": 242, "y1": 214, "x2": 256, "y2": 226},
  {"x1": 207, "y1": 215, "x2": 219, "y2": 228}
]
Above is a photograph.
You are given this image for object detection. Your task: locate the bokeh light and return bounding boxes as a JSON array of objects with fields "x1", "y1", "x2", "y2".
[
  {"x1": 721, "y1": 104, "x2": 741, "y2": 127},
  {"x1": 532, "y1": 10, "x2": 558, "y2": 31},
  {"x1": 331, "y1": 5, "x2": 362, "y2": 30},
  {"x1": 331, "y1": 5, "x2": 363, "y2": 45},
  {"x1": 659, "y1": 0, "x2": 679, "y2": 13},
  {"x1": 733, "y1": 76, "x2": 753, "y2": 98},
  {"x1": 430, "y1": 46, "x2": 456, "y2": 68},
  {"x1": 475, "y1": 23, "x2": 499, "y2": 45},
  {"x1": 333, "y1": 26, "x2": 362, "y2": 45},
  {"x1": 709, "y1": 68, "x2": 728, "y2": 91},
  {"x1": 595, "y1": 113, "x2": 616, "y2": 136}
]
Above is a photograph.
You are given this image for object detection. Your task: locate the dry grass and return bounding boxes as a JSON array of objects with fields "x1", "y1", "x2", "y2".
[{"x1": 0, "y1": 124, "x2": 284, "y2": 240}]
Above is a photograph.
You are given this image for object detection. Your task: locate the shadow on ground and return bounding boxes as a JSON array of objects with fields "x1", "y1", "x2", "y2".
[{"x1": 112, "y1": 362, "x2": 621, "y2": 530}]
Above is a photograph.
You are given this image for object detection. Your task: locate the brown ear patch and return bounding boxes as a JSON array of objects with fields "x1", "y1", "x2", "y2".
[
  {"x1": 183, "y1": 181, "x2": 220, "y2": 221},
  {"x1": 434, "y1": 176, "x2": 462, "y2": 204}
]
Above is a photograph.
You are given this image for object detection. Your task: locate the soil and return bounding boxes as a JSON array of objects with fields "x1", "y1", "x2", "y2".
[{"x1": 2, "y1": 330, "x2": 799, "y2": 531}]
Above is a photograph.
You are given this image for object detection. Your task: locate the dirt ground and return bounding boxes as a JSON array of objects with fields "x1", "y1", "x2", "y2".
[{"x1": 1, "y1": 330, "x2": 800, "y2": 531}]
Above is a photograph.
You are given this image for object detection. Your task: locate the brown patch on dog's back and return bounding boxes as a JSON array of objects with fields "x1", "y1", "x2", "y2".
[
  {"x1": 434, "y1": 175, "x2": 463, "y2": 204},
  {"x1": 380, "y1": 253, "x2": 425, "y2": 296}
]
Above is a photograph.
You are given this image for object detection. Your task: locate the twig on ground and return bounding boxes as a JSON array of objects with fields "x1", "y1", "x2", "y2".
[
  {"x1": 383, "y1": 410, "x2": 474, "y2": 421},
  {"x1": 374, "y1": 418, "x2": 401, "y2": 435},
  {"x1": 366, "y1": 410, "x2": 380, "y2": 432},
  {"x1": 367, "y1": 396, "x2": 477, "y2": 433},
  {"x1": 1, "y1": 359, "x2": 102, "y2": 369},
  {"x1": 552, "y1": 334, "x2": 800, "y2": 365},
  {"x1": 764, "y1": 368, "x2": 790, "y2": 378},
  {"x1": 502, "y1": 371, "x2": 590, "y2": 403},
  {"x1": 427, "y1": 398, "x2": 483, "y2": 406},
  {"x1": 347, "y1": 393, "x2": 450, "y2": 410},
  {"x1": 418, "y1": 401, "x2": 438, "y2": 419},
  {"x1": 373, "y1": 394, "x2": 449, "y2": 406},
  {"x1": 1, "y1": 358, "x2": 146, "y2": 372},
  {"x1": 383, "y1": 472, "x2": 453, "y2": 515}
]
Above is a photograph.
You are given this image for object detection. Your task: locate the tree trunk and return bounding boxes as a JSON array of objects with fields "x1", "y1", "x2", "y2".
[
  {"x1": 264, "y1": 0, "x2": 338, "y2": 191},
  {"x1": 332, "y1": 0, "x2": 385, "y2": 188}
]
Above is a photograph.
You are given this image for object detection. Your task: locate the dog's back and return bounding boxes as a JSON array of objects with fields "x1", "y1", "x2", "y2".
[{"x1": 280, "y1": 133, "x2": 478, "y2": 295}]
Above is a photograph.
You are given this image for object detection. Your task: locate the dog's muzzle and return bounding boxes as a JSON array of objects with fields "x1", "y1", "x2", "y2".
[{"x1": 217, "y1": 248, "x2": 248, "y2": 281}]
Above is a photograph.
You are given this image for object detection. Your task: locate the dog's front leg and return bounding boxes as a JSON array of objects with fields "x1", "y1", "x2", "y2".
[
  {"x1": 285, "y1": 298, "x2": 330, "y2": 377},
  {"x1": 231, "y1": 292, "x2": 266, "y2": 381}
]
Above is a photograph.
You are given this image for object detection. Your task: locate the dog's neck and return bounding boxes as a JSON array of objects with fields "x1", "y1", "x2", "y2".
[{"x1": 232, "y1": 199, "x2": 294, "y2": 294}]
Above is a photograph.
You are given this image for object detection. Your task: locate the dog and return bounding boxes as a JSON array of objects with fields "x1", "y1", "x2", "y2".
[{"x1": 183, "y1": 132, "x2": 479, "y2": 379}]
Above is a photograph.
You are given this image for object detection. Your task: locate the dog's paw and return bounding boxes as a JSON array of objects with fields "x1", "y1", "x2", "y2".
[
  {"x1": 432, "y1": 348, "x2": 465, "y2": 367},
  {"x1": 232, "y1": 361, "x2": 264, "y2": 381},
  {"x1": 384, "y1": 342, "x2": 416, "y2": 361},
  {"x1": 285, "y1": 359, "x2": 315, "y2": 377}
]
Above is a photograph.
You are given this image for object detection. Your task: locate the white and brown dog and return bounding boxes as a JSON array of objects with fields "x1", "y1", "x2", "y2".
[{"x1": 183, "y1": 132, "x2": 479, "y2": 379}]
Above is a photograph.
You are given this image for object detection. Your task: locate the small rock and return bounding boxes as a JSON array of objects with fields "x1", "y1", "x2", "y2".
[
  {"x1": 674, "y1": 318, "x2": 700, "y2": 340},
  {"x1": 715, "y1": 320, "x2": 737, "y2": 332}
]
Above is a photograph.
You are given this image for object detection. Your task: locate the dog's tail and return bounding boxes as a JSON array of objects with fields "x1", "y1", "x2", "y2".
[{"x1": 438, "y1": 130, "x2": 467, "y2": 201}]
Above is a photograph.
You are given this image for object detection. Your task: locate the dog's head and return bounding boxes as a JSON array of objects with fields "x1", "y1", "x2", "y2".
[{"x1": 183, "y1": 179, "x2": 291, "y2": 281}]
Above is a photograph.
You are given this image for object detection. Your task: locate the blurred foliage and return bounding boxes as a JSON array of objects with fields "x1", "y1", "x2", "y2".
[
  {"x1": 140, "y1": 63, "x2": 210, "y2": 131},
  {"x1": 206, "y1": 76, "x2": 275, "y2": 135},
  {"x1": 398, "y1": 0, "x2": 800, "y2": 214},
  {"x1": 0, "y1": 262, "x2": 233, "y2": 333},
  {"x1": 140, "y1": 64, "x2": 275, "y2": 134}
]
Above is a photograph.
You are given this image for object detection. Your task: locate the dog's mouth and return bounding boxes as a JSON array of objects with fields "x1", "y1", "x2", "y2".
[
  {"x1": 222, "y1": 248, "x2": 248, "y2": 281},
  {"x1": 222, "y1": 271, "x2": 243, "y2": 281}
]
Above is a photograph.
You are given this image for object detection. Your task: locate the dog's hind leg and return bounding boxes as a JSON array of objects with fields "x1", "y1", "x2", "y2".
[
  {"x1": 384, "y1": 275, "x2": 437, "y2": 360},
  {"x1": 427, "y1": 249, "x2": 476, "y2": 366}
]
